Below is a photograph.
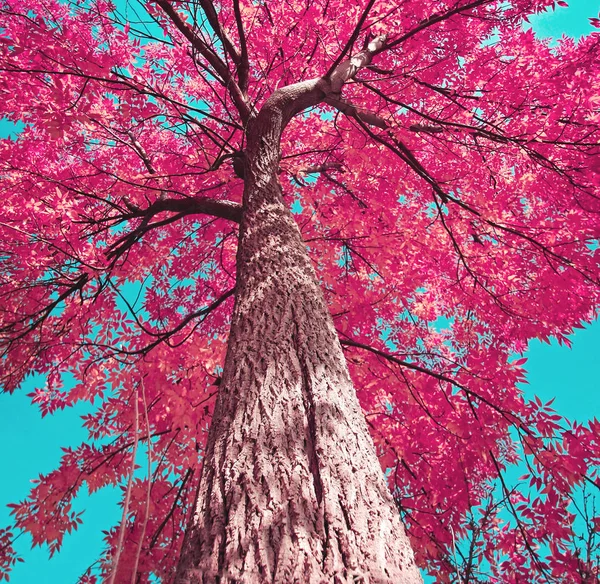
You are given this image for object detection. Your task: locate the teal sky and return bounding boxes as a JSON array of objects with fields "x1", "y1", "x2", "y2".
[
  {"x1": 526, "y1": 0, "x2": 600, "y2": 39},
  {"x1": 1, "y1": 1, "x2": 599, "y2": 582}
]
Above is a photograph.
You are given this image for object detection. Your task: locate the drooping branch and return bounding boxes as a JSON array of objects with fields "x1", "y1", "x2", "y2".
[
  {"x1": 354, "y1": 116, "x2": 450, "y2": 202},
  {"x1": 111, "y1": 287, "x2": 235, "y2": 355},
  {"x1": 339, "y1": 336, "x2": 524, "y2": 424},
  {"x1": 487, "y1": 448, "x2": 554, "y2": 579},
  {"x1": 0, "y1": 272, "x2": 90, "y2": 343},
  {"x1": 340, "y1": 337, "x2": 466, "y2": 388},
  {"x1": 352, "y1": 115, "x2": 600, "y2": 289},
  {"x1": 149, "y1": 468, "x2": 196, "y2": 550}
]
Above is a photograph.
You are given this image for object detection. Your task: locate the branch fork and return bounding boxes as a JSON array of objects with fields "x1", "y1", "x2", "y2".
[{"x1": 324, "y1": 34, "x2": 389, "y2": 128}]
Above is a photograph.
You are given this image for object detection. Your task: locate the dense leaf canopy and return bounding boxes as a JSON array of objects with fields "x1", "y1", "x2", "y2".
[{"x1": 0, "y1": 0, "x2": 599, "y2": 581}]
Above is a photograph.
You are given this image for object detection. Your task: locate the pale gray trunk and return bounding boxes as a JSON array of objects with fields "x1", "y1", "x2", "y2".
[{"x1": 175, "y1": 85, "x2": 422, "y2": 583}]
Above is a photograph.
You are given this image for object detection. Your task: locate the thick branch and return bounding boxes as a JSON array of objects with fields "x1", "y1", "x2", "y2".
[
  {"x1": 325, "y1": 96, "x2": 388, "y2": 129},
  {"x1": 107, "y1": 197, "x2": 241, "y2": 262},
  {"x1": 257, "y1": 34, "x2": 389, "y2": 143},
  {"x1": 130, "y1": 197, "x2": 242, "y2": 224},
  {"x1": 196, "y1": 0, "x2": 241, "y2": 65},
  {"x1": 127, "y1": 131, "x2": 157, "y2": 175},
  {"x1": 326, "y1": 0, "x2": 378, "y2": 76},
  {"x1": 329, "y1": 34, "x2": 386, "y2": 93}
]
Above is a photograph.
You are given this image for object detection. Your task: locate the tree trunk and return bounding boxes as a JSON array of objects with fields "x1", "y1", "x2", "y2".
[{"x1": 175, "y1": 85, "x2": 422, "y2": 584}]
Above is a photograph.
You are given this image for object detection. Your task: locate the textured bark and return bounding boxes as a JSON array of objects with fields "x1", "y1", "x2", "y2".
[{"x1": 175, "y1": 83, "x2": 422, "y2": 583}]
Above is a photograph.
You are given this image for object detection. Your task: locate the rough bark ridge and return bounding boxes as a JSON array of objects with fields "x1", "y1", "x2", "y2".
[{"x1": 175, "y1": 71, "x2": 421, "y2": 584}]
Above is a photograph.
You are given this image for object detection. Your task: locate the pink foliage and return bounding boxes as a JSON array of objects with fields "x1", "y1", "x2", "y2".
[{"x1": 0, "y1": 0, "x2": 598, "y2": 581}]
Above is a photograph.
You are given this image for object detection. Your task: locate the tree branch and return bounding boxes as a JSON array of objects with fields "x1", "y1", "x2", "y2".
[
  {"x1": 300, "y1": 162, "x2": 343, "y2": 175},
  {"x1": 106, "y1": 197, "x2": 241, "y2": 262},
  {"x1": 375, "y1": 0, "x2": 496, "y2": 54},
  {"x1": 339, "y1": 336, "x2": 523, "y2": 423},
  {"x1": 329, "y1": 34, "x2": 387, "y2": 93},
  {"x1": 324, "y1": 96, "x2": 388, "y2": 129},
  {"x1": 155, "y1": 0, "x2": 251, "y2": 121},
  {"x1": 354, "y1": 117, "x2": 450, "y2": 202},
  {"x1": 127, "y1": 197, "x2": 242, "y2": 224},
  {"x1": 232, "y1": 0, "x2": 250, "y2": 95},
  {"x1": 196, "y1": 0, "x2": 241, "y2": 66},
  {"x1": 325, "y1": 0, "x2": 378, "y2": 77}
]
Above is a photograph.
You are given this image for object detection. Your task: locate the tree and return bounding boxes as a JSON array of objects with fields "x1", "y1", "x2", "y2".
[{"x1": 0, "y1": 0, "x2": 599, "y2": 581}]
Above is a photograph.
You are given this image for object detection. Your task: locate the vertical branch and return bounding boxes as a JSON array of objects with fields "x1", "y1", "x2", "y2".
[
  {"x1": 196, "y1": 0, "x2": 241, "y2": 66},
  {"x1": 109, "y1": 387, "x2": 140, "y2": 584},
  {"x1": 232, "y1": 0, "x2": 249, "y2": 95},
  {"x1": 326, "y1": 0, "x2": 378, "y2": 76},
  {"x1": 155, "y1": 0, "x2": 251, "y2": 121},
  {"x1": 130, "y1": 379, "x2": 152, "y2": 583}
]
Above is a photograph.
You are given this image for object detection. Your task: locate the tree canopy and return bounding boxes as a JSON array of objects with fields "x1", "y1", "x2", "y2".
[{"x1": 0, "y1": 0, "x2": 599, "y2": 581}]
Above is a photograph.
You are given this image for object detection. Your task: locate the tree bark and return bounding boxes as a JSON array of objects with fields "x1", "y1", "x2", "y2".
[{"x1": 175, "y1": 83, "x2": 422, "y2": 583}]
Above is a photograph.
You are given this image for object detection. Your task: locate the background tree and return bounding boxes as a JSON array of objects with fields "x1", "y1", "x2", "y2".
[{"x1": 0, "y1": 0, "x2": 599, "y2": 582}]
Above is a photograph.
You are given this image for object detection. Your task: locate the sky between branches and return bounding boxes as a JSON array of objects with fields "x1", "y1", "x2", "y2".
[{"x1": 0, "y1": 1, "x2": 599, "y2": 582}]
